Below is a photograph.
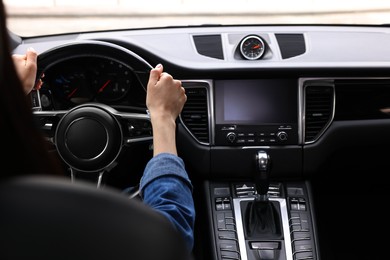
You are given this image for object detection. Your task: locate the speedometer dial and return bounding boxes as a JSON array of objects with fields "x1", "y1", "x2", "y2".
[
  {"x1": 50, "y1": 69, "x2": 93, "y2": 106},
  {"x1": 239, "y1": 35, "x2": 266, "y2": 60},
  {"x1": 91, "y1": 59, "x2": 133, "y2": 103}
]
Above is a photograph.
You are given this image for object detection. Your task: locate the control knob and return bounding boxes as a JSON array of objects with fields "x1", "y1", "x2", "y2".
[
  {"x1": 226, "y1": 132, "x2": 236, "y2": 143},
  {"x1": 277, "y1": 131, "x2": 288, "y2": 141}
]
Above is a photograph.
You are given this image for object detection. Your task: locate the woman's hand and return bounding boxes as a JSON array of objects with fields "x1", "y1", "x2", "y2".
[
  {"x1": 12, "y1": 47, "x2": 42, "y2": 94},
  {"x1": 146, "y1": 63, "x2": 186, "y2": 122},
  {"x1": 146, "y1": 64, "x2": 187, "y2": 156}
]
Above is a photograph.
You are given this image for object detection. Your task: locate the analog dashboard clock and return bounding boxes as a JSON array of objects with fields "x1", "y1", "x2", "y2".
[{"x1": 239, "y1": 35, "x2": 266, "y2": 60}]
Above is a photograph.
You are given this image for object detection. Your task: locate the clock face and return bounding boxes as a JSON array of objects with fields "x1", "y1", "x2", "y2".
[{"x1": 239, "y1": 35, "x2": 266, "y2": 60}]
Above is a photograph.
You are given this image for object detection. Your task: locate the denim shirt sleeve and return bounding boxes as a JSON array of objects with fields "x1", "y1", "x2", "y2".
[{"x1": 140, "y1": 153, "x2": 195, "y2": 252}]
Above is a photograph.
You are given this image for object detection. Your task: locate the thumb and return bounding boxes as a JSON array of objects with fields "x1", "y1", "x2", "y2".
[{"x1": 148, "y1": 63, "x2": 163, "y2": 85}]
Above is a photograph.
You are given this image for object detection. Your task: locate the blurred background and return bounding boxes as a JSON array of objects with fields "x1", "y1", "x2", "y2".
[{"x1": 4, "y1": 0, "x2": 390, "y2": 36}]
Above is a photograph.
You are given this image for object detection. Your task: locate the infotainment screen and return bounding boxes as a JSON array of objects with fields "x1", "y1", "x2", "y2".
[
  {"x1": 214, "y1": 79, "x2": 299, "y2": 145},
  {"x1": 215, "y1": 79, "x2": 298, "y2": 125}
]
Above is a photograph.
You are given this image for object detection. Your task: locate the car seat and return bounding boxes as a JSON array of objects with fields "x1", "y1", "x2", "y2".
[{"x1": 0, "y1": 175, "x2": 191, "y2": 260}]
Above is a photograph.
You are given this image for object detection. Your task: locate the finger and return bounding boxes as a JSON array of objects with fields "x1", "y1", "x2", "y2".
[
  {"x1": 174, "y1": 79, "x2": 182, "y2": 87},
  {"x1": 34, "y1": 79, "x2": 43, "y2": 90},
  {"x1": 25, "y1": 47, "x2": 38, "y2": 68},
  {"x1": 159, "y1": 71, "x2": 173, "y2": 82},
  {"x1": 181, "y1": 87, "x2": 187, "y2": 102},
  {"x1": 12, "y1": 54, "x2": 25, "y2": 61},
  {"x1": 148, "y1": 63, "x2": 163, "y2": 86}
]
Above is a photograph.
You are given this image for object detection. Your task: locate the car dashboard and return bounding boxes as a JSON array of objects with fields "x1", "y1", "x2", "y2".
[{"x1": 11, "y1": 24, "x2": 390, "y2": 260}]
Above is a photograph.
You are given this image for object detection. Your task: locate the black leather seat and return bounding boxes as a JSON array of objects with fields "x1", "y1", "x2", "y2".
[{"x1": 0, "y1": 176, "x2": 190, "y2": 260}]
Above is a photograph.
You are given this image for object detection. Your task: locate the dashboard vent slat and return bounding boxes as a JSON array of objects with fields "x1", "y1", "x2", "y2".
[
  {"x1": 181, "y1": 87, "x2": 210, "y2": 144},
  {"x1": 304, "y1": 84, "x2": 335, "y2": 143}
]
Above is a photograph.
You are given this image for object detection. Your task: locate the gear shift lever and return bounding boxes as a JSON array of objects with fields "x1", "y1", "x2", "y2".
[
  {"x1": 245, "y1": 150, "x2": 280, "y2": 238},
  {"x1": 255, "y1": 150, "x2": 271, "y2": 202}
]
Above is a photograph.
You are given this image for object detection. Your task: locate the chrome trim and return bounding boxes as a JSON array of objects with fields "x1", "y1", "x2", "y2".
[
  {"x1": 233, "y1": 197, "x2": 293, "y2": 260},
  {"x1": 116, "y1": 112, "x2": 150, "y2": 121},
  {"x1": 242, "y1": 146, "x2": 271, "y2": 149},
  {"x1": 297, "y1": 78, "x2": 304, "y2": 144},
  {"x1": 32, "y1": 108, "x2": 151, "y2": 120},
  {"x1": 125, "y1": 136, "x2": 153, "y2": 144},
  {"x1": 97, "y1": 171, "x2": 104, "y2": 188},
  {"x1": 32, "y1": 110, "x2": 68, "y2": 116}
]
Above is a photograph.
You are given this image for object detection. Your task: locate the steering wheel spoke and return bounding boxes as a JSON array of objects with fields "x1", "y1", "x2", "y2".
[
  {"x1": 33, "y1": 103, "x2": 153, "y2": 187},
  {"x1": 33, "y1": 110, "x2": 68, "y2": 144},
  {"x1": 69, "y1": 168, "x2": 106, "y2": 188},
  {"x1": 116, "y1": 112, "x2": 153, "y2": 146}
]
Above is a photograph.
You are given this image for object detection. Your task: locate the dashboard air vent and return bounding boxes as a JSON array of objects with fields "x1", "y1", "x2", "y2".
[
  {"x1": 304, "y1": 83, "x2": 335, "y2": 143},
  {"x1": 193, "y1": 35, "x2": 224, "y2": 60},
  {"x1": 180, "y1": 87, "x2": 210, "y2": 144},
  {"x1": 275, "y1": 33, "x2": 306, "y2": 59}
]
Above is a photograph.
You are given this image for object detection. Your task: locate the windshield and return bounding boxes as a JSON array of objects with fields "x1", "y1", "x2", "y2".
[{"x1": 4, "y1": 0, "x2": 390, "y2": 37}]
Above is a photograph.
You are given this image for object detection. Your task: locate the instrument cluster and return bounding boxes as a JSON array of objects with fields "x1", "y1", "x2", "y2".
[{"x1": 38, "y1": 55, "x2": 147, "y2": 111}]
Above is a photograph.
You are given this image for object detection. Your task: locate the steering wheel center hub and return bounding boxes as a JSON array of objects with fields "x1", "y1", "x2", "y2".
[
  {"x1": 65, "y1": 118, "x2": 108, "y2": 160},
  {"x1": 55, "y1": 103, "x2": 123, "y2": 172}
]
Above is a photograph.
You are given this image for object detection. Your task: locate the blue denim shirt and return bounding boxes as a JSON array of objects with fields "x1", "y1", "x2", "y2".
[{"x1": 140, "y1": 153, "x2": 195, "y2": 252}]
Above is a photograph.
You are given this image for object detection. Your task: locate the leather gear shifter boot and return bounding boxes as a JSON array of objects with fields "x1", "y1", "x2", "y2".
[{"x1": 245, "y1": 198, "x2": 279, "y2": 238}]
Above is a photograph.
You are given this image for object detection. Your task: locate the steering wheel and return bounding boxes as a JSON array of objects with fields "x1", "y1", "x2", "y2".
[{"x1": 32, "y1": 41, "x2": 153, "y2": 188}]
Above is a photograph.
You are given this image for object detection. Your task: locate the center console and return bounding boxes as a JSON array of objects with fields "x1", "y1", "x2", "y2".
[
  {"x1": 185, "y1": 78, "x2": 319, "y2": 259},
  {"x1": 205, "y1": 180, "x2": 319, "y2": 260}
]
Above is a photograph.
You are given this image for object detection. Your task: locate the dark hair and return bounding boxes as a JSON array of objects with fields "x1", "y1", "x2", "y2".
[{"x1": 0, "y1": 0, "x2": 63, "y2": 179}]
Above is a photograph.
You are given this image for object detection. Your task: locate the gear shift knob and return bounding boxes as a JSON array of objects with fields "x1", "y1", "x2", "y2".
[{"x1": 255, "y1": 150, "x2": 271, "y2": 201}]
